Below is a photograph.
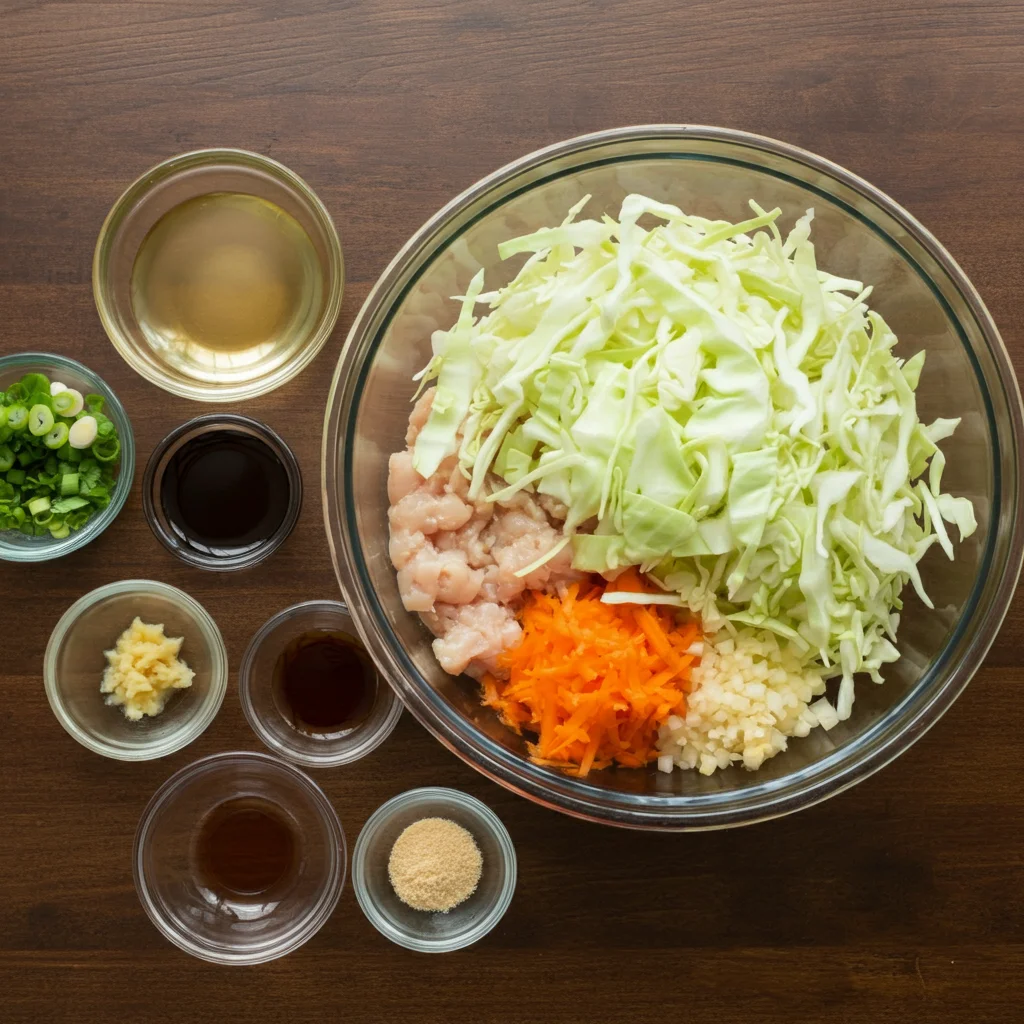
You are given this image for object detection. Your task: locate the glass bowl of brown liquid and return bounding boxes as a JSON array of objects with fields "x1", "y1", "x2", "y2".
[
  {"x1": 239, "y1": 599, "x2": 404, "y2": 768},
  {"x1": 93, "y1": 148, "x2": 344, "y2": 402},
  {"x1": 143, "y1": 414, "x2": 302, "y2": 572},
  {"x1": 134, "y1": 751, "x2": 346, "y2": 964}
]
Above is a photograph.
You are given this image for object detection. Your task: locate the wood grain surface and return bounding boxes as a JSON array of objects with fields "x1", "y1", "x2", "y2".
[{"x1": 2, "y1": 2, "x2": 1023, "y2": 1022}]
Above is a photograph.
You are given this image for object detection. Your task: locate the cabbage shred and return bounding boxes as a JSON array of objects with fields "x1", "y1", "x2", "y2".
[{"x1": 412, "y1": 195, "x2": 976, "y2": 720}]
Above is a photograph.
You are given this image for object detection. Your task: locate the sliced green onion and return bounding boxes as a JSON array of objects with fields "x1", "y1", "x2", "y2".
[
  {"x1": 52, "y1": 390, "x2": 77, "y2": 416},
  {"x1": 44, "y1": 423, "x2": 69, "y2": 450},
  {"x1": 53, "y1": 496, "x2": 88, "y2": 512},
  {"x1": 66, "y1": 509, "x2": 90, "y2": 530},
  {"x1": 20, "y1": 373, "x2": 50, "y2": 396},
  {"x1": 0, "y1": 371, "x2": 122, "y2": 539},
  {"x1": 68, "y1": 416, "x2": 98, "y2": 449},
  {"x1": 56, "y1": 389, "x2": 84, "y2": 417},
  {"x1": 6, "y1": 404, "x2": 28, "y2": 432},
  {"x1": 29, "y1": 404, "x2": 55, "y2": 437},
  {"x1": 27, "y1": 391, "x2": 54, "y2": 412},
  {"x1": 91, "y1": 436, "x2": 120, "y2": 463}
]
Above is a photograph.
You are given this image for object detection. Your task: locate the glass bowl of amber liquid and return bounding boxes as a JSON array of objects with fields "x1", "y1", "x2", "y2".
[
  {"x1": 238, "y1": 599, "x2": 403, "y2": 768},
  {"x1": 94, "y1": 148, "x2": 343, "y2": 402},
  {"x1": 134, "y1": 752, "x2": 346, "y2": 964}
]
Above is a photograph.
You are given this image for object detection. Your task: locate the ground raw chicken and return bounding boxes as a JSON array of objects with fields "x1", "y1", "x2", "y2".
[{"x1": 388, "y1": 389, "x2": 582, "y2": 678}]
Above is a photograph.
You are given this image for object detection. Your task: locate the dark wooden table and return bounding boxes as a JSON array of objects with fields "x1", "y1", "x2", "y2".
[{"x1": 3, "y1": 2, "x2": 1023, "y2": 1022}]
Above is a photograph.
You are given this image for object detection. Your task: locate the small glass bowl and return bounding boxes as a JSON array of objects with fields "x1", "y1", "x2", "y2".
[
  {"x1": 142, "y1": 413, "x2": 302, "y2": 572},
  {"x1": 0, "y1": 352, "x2": 135, "y2": 563},
  {"x1": 44, "y1": 580, "x2": 227, "y2": 760},
  {"x1": 352, "y1": 787, "x2": 516, "y2": 953},
  {"x1": 134, "y1": 752, "x2": 346, "y2": 965},
  {"x1": 93, "y1": 148, "x2": 344, "y2": 403},
  {"x1": 239, "y1": 599, "x2": 403, "y2": 768}
]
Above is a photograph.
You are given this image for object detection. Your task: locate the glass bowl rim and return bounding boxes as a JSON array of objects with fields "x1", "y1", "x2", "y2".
[
  {"x1": 43, "y1": 578, "x2": 228, "y2": 760},
  {"x1": 92, "y1": 146, "x2": 345, "y2": 404},
  {"x1": 141, "y1": 412, "x2": 303, "y2": 572},
  {"x1": 0, "y1": 351, "x2": 135, "y2": 563},
  {"x1": 132, "y1": 749, "x2": 347, "y2": 965},
  {"x1": 351, "y1": 786, "x2": 517, "y2": 953},
  {"x1": 238, "y1": 598, "x2": 404, "y2": 767},
  {"x1": 322, "y1": 124, "x2": 1024, "y2": 830}
]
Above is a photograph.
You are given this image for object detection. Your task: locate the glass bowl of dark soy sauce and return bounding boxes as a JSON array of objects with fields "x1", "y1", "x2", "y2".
[
  {"x1": 239, "y1": 599, "x2": 403, "y2": 768},
  {"x1": 133, "y1": 751, "x2": 345, "y2": 965},
  {"x1": 143, "y1": 413, "x2": 301, "y2": 571}
]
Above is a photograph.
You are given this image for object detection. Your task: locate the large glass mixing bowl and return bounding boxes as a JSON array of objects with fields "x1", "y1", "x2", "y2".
[{"x1": 322, "y1": 126, "x2": 1024, "y2": 830}]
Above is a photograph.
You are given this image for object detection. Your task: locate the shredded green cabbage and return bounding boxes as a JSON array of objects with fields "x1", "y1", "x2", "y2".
[{"x1": 412, "y1": 195, "x2": 976, "y2": 720}]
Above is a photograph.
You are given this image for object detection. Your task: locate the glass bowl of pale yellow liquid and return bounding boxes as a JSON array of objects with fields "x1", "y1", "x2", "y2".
[{"x1": 93, "y1": 149, "x2": 344, "y2": 402}]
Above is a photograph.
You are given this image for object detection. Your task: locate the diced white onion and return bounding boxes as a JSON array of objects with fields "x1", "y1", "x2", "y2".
[{"x1": 655, "y1": 628, "x2": 829, "y2": 776}]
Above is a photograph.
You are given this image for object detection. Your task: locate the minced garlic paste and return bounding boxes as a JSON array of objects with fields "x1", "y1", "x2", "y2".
[{"x1": 101, "y1": 617, "x2": 194, "y2": 720}]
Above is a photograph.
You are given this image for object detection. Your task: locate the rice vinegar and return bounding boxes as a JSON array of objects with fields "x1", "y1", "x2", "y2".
[{"x1": 130, "y1": 192, "x2": 322, "y2": 382}]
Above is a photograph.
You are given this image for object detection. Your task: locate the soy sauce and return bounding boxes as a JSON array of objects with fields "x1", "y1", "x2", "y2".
[
  {"x1": 194, "y1": 798, "x2": 297, "y2": 898},
  {"x1": 274, "y1": 630, "x2": 377, "y2": 735},
  {"x1": 161, "y1": 429, "x2": 290, "y2": 558}
]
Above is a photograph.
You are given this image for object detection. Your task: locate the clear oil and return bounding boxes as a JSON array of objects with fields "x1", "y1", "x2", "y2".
[{"x1": 130, "y1": 192, "x2": 323, "y2": 383}]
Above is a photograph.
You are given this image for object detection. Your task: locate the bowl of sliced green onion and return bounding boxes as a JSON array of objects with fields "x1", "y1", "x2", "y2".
[{"x1": 0, "y1": 352, "x2": 134, "y2": 562}]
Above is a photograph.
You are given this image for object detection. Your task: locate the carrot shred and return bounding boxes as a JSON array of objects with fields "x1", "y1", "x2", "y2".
[{"x1": 481, "y1": 577, "x2": 700, "y2": 777}]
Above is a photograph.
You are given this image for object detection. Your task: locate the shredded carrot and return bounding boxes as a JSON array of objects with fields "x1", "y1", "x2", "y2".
[{"x1": 481, "y1": 575, "x2": 700, "y2": 777}]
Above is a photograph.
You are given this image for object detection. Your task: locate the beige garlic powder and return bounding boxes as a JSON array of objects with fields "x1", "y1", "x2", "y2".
[{"x1": 387, "y1": 817, "x2": 483, "y2": 913}]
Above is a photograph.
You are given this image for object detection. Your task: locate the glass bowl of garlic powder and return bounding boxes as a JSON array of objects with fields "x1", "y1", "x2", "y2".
[
  {"x1": 44, "y1": 579, "x2": 227, "y2": 760},
  {"x1": 352, "y1": 787, "x2": 516, "y2": 952}
]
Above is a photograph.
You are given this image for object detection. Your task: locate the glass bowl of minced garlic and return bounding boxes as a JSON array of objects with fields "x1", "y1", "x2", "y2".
[{"x1": 44, "y1": 579, "x2": 227, "y2": 760}]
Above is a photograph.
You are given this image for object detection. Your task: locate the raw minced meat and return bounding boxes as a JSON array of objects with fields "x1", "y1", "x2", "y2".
[{"x1": 387, "y1": 389, "x2": 583, "y2": 678}]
